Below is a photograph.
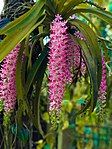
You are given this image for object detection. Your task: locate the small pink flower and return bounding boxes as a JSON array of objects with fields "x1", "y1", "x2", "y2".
[
  {"x1": 48, "y1": 15, "x2": 72, "y2": 117},
  {"x1": 96, "y1": 56, "x2": 107, "y2": 119},
  {"x1": 48, "y1": 15, "x2": 87, "y2": 124},
  {"x1": 67, "y1": 37, "x2": 86, "y2": 76},
  {"x1": 98, "y1": 56, "x2": 107, "y2": 107},
  {"x1": 0, "y1": 45, "x2": 20, "y2": 113},
  {"x1": 71, "y1": 26, "x2": 86, "y2": 40}
]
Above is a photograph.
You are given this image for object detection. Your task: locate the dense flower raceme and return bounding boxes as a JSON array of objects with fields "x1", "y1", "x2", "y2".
[
  {"x1": 48, "y1": 15, "x2": 71, "y2": 119},
  {"x1": 0, "y1": 45, "x2": 20, "y2": 113},
  {"x1": 48, "y1": 14, "x2": 86, "y2": 123},
  {"x1": 97, "y1": 56, "x2": 107, "y2": 114},
  {"x1": 67, "y1": 38, "x2": 86, "y2": 74}
]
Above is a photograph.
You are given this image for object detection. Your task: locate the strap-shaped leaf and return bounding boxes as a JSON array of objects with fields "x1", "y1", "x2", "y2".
[
  {"x1": 16, "y1": 41, "x2": 29, "y2": 125},
  {"x1": 61, "y1": 0, "x2": 83, "y2": 16},
  {"x1": 16, "y1": 43, "x2": 25, "y2": 101},
  {"x1": 0, "y1": 0, "x2": 45, "y2": 61},
  {"x1": 25, "y1": 47, "x2": 49, "y2": 95},
  {"x1": 71, "y1": 35, "x2": 98, "y2": 112},
  {"x1": 46, "y1": 0, "x2": 56, "y2": 14},
  {"x1": 55, "y1": 0, "x2": 67, "y2": 12},
  {"x1": 27, "y1": 33, "x2": 45, "y2": 72},
  {"x1": 33, "y1": 56, "x2": 48, "y2": 138},
  {"x1": 70, "y1": 20, "x2": 102, "y2": 88},
  {"x1": 79, "y1": 13, "x2": 110, "y2": 61},
  {"x1": 61, "y1": 0, "x2": 83, "y2": 17},
  {"x1": 80, "y1": 41, "x2": 98, "y2": 112},
  {"x1": 70, "y1": 8, "x2": 112, "y2": 25}
]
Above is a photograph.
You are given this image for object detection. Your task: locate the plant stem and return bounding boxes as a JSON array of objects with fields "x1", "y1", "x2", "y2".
[
  {"x1": 58, "y1": 130, "x2": 63, "y2": 149},
  {"x1": 4, "y1": 125, "x2": 10, "y2": 149}
]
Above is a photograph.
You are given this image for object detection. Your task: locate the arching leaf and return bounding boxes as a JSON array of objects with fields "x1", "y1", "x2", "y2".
[
  {"x1": 69, "y1": 8, "x2": 112, "y2": 25},
  {"x1": 61, "y1": 0, "x2": 83, "y2": 16},
  {"x1": 25, "y1": 47, "x2": 49, "y2": 95},
  {"x1": 70, "y1": 20, "x2": 102, "y2": 88},
  {"x1": 33, "y1": 56, "x2": 48, "y2": 138},
  {"x1": 0, "y1": 0, "x2": 45, "y2": 61},
  {"x1": 71, "y1": 35, "x2": 98, "y2": 112}
]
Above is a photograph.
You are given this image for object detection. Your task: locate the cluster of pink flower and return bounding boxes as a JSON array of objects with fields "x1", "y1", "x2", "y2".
[
  {"x1": 48, "y1": 14, "x2": 107, "y2": 124},
  {"x1": 0, "y1": 15, "x2": 107, "y2": 125},
  {"x1": 97, "y1": 56, "x2": 107, "y2": 116},
  {"x1": 0, "y1": 45, "x2": 20, "y2": 114},
  {"x1": 98, "y1": 57, "x2": 107, "y2": 102},
  {"x1": 48, "y1": 15, "x2": 71, "y2": 122},
  {"x1": 48, "y1": 14, "x2": 86, "y2": 123}
]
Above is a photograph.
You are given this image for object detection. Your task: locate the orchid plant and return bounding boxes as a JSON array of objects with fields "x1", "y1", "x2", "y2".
[{"x1": 0, "y1": 0, "x2": 112, "y2": 148}]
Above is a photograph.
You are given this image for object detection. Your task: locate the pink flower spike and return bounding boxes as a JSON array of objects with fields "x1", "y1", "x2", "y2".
[
  {"x1": 48, "y1": 15, "x2": 87, "y2": 126},
  {"x1": 48, "y1": 15, "x2": 72, "y2": 123},
  {"x1": 98, "y1": 56, "x2": 107, "y2": 103},
  {"x1": 96, "y1": 56, "x2": 107, "y2": 118},
  {"x1": 0, "y1": 45, "x2": 20, "y2": 113}
]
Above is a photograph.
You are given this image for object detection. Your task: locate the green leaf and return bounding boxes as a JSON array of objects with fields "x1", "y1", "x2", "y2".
[
  {"x1": 27, "y1": 33, "x2": 47, "y2": 72},
  {"x1": 61, "y1": 0, "x2": 83, "y2": 17},
  {"x1": 78, "y1": 13, "x2": 99, "y2": 33},
  {"x1": 70, "y1": 8, "x2": 112, "y2": 25},
  {"x1": 46, "y1": 0, "x2": 56, "y2": 14},
  {"x1": 56, "y1": 0, "x2": 67, "y2": 12},
  {"x1": 16, "y1": 42, "x2": 25, "y2": 101},
  {"x1": 71, "y1": 36, "x2": 98, "y2": 112},
  {"x1": 78, "y1": 13, "x2": 110, "y2": 61},
  {"x1": 16, "y1": 42, "x2": 29, "y2": 124},
  {"x1": 25, "y1": 47, "x2": 49, "y2": 95},
  {"x1": 70, "y1": 20, "x2": 102, "y2": 88},
  {"x1": 33, "y1": 53, "x2": 48, "y2": 138},
  {"x1": 0, "y1": 0, "x2": 45, "y2": 61}
]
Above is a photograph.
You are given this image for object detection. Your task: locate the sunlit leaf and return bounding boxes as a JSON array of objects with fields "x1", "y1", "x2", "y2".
[
  {"x1": 0, "y1": 0, "x2": 45, "y2": 61},
  {"x1": 69, "y1": 8, "x2": 112, "y2": 25}
]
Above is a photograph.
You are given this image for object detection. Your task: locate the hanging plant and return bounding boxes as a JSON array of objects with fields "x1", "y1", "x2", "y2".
[{"x1": 0, "y1": 0, "x2": 112, "y2": 146}]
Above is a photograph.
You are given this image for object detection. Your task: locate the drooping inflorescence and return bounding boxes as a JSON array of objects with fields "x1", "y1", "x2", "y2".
[
  {"x1": 48, "y1": 14, "x2": 86, "y2": 126},
  {"x1": 48, "y1": 14, "x2": 72, "y2": 125},
  {"x1": 0, "y1": 45, "x2": 20, "y2": 114},
  {"x1": 96, "y1": 56, "x2": 107, "y2": 119}
]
